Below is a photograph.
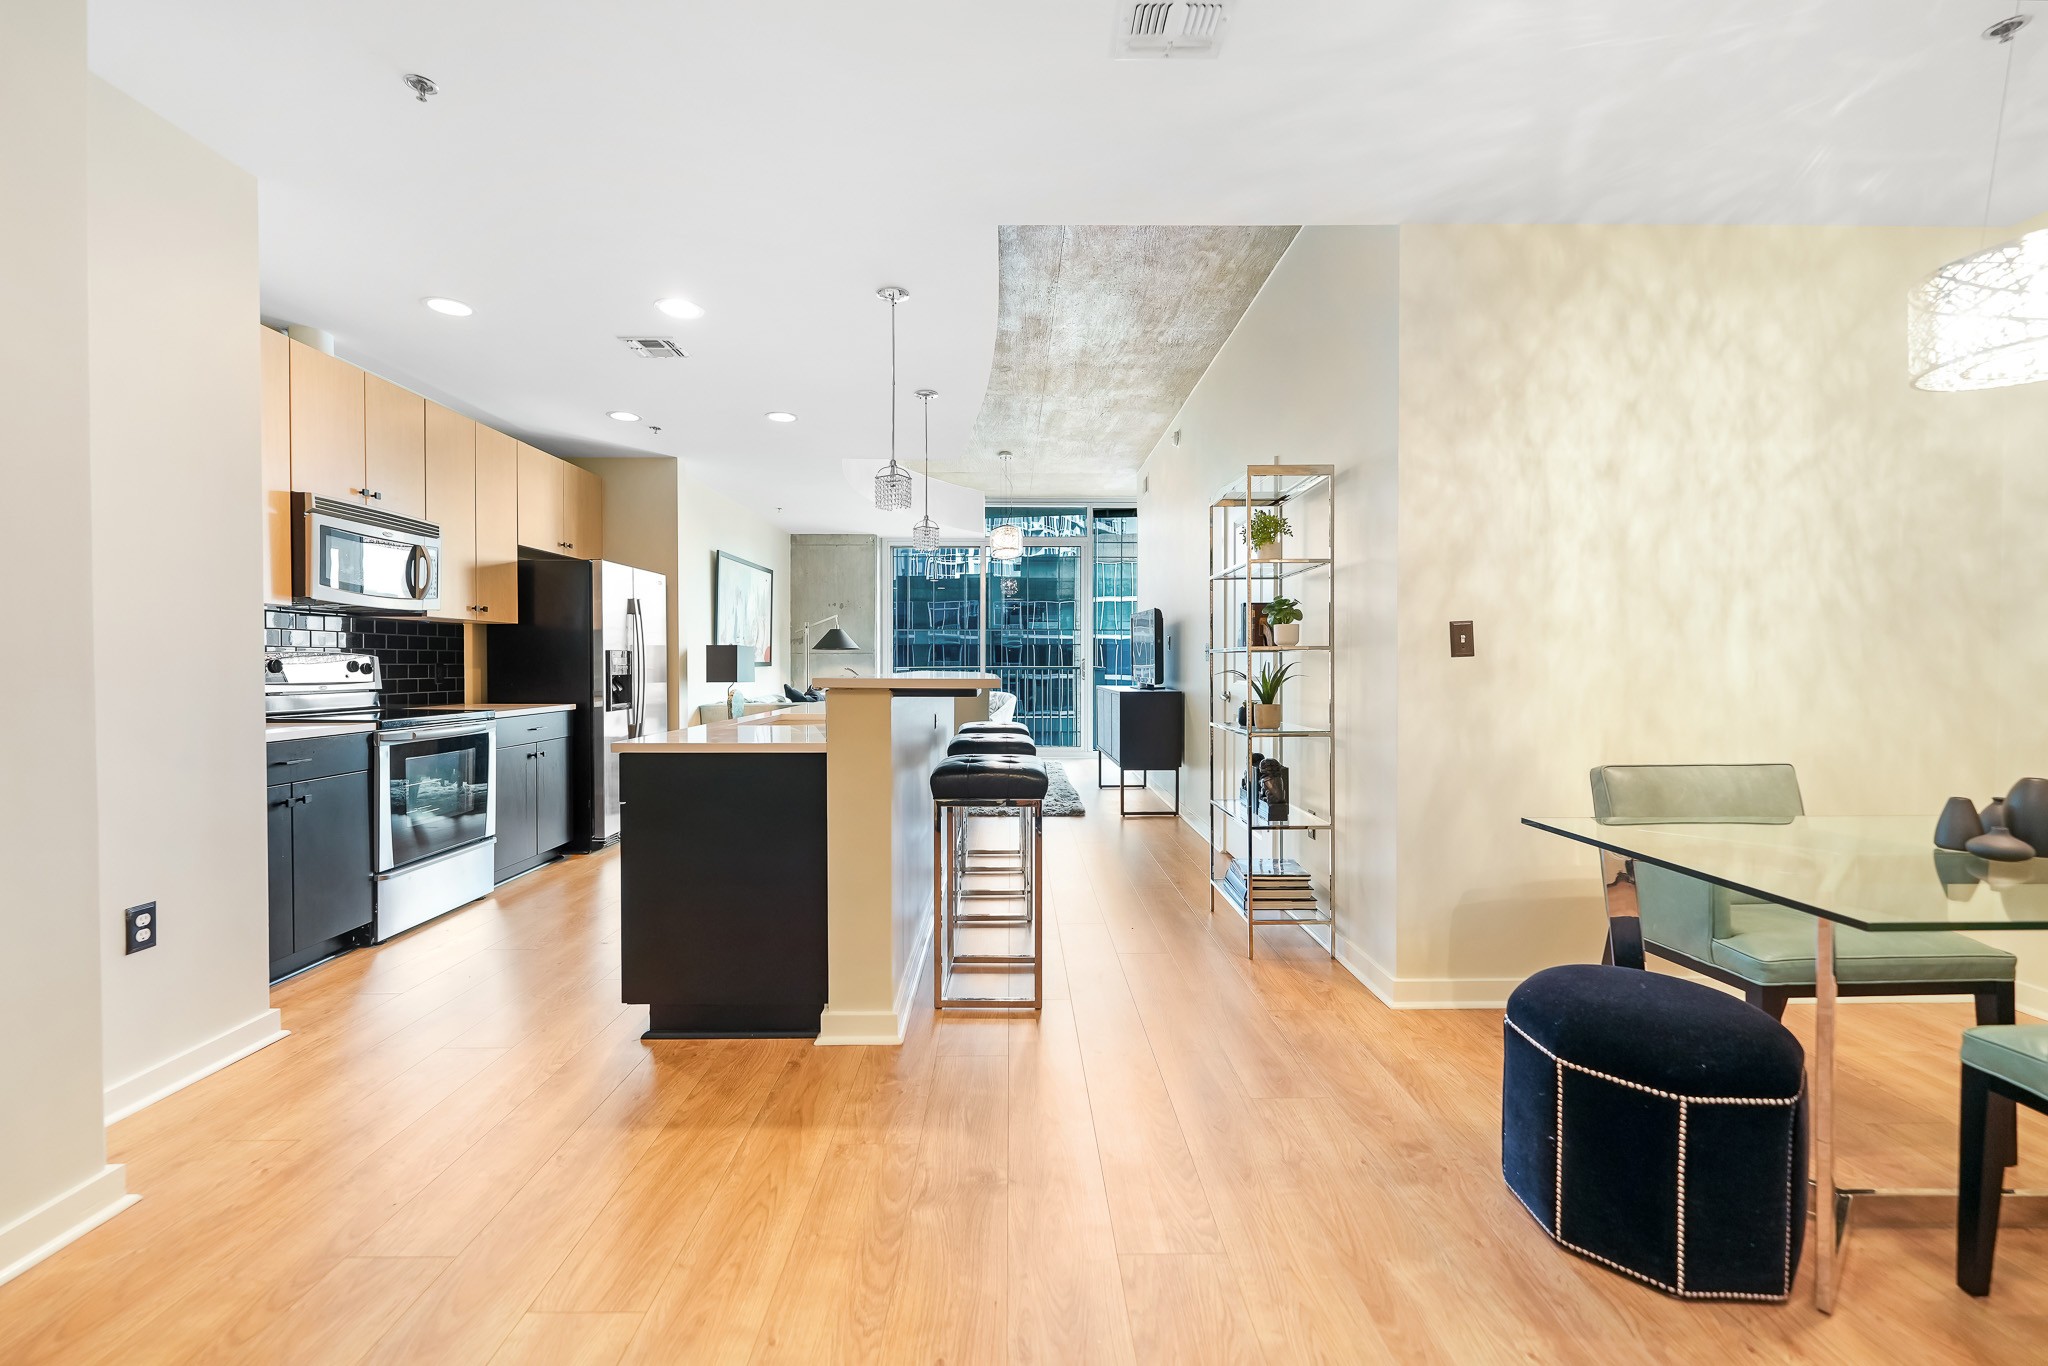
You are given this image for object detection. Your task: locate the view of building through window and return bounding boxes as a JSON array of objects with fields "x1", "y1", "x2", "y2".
[{"x1": 887, "y1": 507, "x2": 1137, "y2": 748}]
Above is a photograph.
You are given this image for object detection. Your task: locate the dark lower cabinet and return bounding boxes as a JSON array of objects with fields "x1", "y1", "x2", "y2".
[
  {"x1": 267, "y1": 736, "x2": 374, "y2": 982},
  {"x1": 494, "y1": 734, "x2": 573, "y2": 882},
  {"x1": 267, "y1": 784, "x2": 294, "y2": 964}
]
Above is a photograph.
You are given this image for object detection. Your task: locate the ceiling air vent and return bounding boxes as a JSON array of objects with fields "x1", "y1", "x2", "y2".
[
  {"x1": 618, "y1": 336, "x2": 689, "y2": 359},
  {"x1": 1112, "y1": 1, "x2": 1231, "y2": 59}
]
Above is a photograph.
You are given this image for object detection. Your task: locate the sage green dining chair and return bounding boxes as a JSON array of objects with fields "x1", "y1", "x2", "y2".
[{"x1": 1588, "y1": 764, "x2": 2017, "y2": 1025}]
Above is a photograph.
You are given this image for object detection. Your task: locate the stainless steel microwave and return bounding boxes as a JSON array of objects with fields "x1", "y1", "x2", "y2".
[{"x1": 293, "y1": 493, "x2": 441, "y2": 615}]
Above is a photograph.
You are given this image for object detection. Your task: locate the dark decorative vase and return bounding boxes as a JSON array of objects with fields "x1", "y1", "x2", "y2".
[
  {"x1": 1981, "y1": 798, "x2": 2010, "y2": 832},
  {"x1": 1935, "y1": 796, "x2": 1985, "y2": 851},
  {"x1": 2006, "y1": 778, "x2": 2048, "y2": 852},
  {"x1": 1966, "y1": 828, "x2": 2036, "y2": 863}
]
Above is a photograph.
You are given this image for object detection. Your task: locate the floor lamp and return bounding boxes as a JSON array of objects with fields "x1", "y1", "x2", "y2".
[{"x1": 798, "y1": 617, "x2": 862, "y2": 689}]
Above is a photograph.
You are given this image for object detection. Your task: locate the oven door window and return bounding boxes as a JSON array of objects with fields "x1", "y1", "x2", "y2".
[
  {"x1": 385, "y1": 731, "x2": 491, "y2": 868},
  {"x1": 317, "y1": 523, "x2": 436, "y2": 603}
]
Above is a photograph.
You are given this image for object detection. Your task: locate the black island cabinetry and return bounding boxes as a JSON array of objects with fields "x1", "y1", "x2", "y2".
[{"x1": 618, "y1": 749, "x2": 829, "y2": 1038}]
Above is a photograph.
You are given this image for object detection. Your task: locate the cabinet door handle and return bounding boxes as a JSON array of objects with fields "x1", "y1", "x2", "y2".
[
  {"x1": 476, "y1": 605, "x2": 489, "y2": 613},
  {"x1": 293, "y1": 794, "x2": 308, "y2": 804},
  {"x1": 271, "y1": 757, "x2": 313, "y2": 766}
]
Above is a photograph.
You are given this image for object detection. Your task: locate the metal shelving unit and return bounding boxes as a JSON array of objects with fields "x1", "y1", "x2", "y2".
[{"x1": 1206, "y1": 464, "x2": 1336, "y2": 958}]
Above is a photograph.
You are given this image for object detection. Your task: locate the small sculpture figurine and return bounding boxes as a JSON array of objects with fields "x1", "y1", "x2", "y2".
[{"x1": 1239, "y1": 752, "x2": 1290, "y2": 823}]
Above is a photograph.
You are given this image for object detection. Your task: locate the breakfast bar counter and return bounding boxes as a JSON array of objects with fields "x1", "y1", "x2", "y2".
[{"x1": 609, "y1": 676, "x2": 995, "y2": 1042}]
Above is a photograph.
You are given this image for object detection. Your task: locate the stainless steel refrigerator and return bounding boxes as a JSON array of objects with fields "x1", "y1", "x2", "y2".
[{"x1": 485, "y1": 558, "x2": 667, "y2": 851}]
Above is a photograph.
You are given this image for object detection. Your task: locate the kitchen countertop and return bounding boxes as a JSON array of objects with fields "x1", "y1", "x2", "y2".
[
  {"x1": 816, "y1": 674, "x2": 1000, "y2": 693},
  {"x1": 613, "y1": 705, "x2": 825, "y2": 754},
  {"x1": 265, "y1": 720, "x2": 375, "y2": 743},
  {"x1": 415, "y1": 701, "x2": 578, "y2": 717}
]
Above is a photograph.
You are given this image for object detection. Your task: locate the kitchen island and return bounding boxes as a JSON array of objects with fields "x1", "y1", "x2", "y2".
[{"x1": 611, "y1": 675, "x2": 995, "y2": 1041}]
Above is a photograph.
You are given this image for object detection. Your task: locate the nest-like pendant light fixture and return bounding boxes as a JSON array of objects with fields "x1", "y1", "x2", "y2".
[
  {"x1": 911, "y1": 387, "x2": 940, "y2": 551},
  {"x1": 872, "y1": 286, "x2": 915, "y2": 510},
  {"x1": 987, "y1": 449, "x2": 1024, "y2": 562},
  {"x1": 1909, "y1": 13, "x2": 2048, "y2": 392}
]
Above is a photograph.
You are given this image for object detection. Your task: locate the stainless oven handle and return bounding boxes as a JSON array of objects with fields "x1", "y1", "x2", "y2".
[{"x1": 378, "y1": 721, "x2": 495, "y2": 745}]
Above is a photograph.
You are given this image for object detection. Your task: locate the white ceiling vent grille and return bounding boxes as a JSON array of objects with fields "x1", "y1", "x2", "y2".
[
  {"x1": 618, "y1": 336, "x2": 689, "y2": 359},
  {"x1": 1112, "y1": 1, "x2": 1231, "y2": 59}
]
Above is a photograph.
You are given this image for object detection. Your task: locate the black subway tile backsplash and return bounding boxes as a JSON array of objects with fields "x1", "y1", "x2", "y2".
[{"x1": 261, "y1": 609, "x2": 466, "y2": 707}]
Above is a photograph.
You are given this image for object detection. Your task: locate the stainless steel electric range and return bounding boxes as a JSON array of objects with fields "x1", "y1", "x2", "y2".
[{"x1": 265, "y1": 651, "x2": 497, "y2": 940}]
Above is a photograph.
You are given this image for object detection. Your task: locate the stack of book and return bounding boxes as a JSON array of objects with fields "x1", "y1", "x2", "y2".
[{"x1": 1221, "y1": 857, "x2": 1318, "y2": 914}]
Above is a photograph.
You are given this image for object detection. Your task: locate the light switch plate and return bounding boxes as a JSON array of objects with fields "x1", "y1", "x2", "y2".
[{"x1": 1450, "y1": 621, "x2": 1474, "y2": 657}]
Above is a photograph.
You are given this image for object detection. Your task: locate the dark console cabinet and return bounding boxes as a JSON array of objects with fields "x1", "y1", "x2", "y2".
[
  {"x1": 266, "y1": 732, "x2": 374, "y2": 981},
  {"x1": 1094, "y1": 686, "x2": 1185, "y2": 817}
]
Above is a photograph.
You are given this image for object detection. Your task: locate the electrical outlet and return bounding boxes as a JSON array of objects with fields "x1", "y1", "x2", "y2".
[
  {"x1": 125, "y1": 902, "x2": 158, "y2": 954},
  {"x1": 1450, "y1": 621, "x2": 1475, "y2": 657}
]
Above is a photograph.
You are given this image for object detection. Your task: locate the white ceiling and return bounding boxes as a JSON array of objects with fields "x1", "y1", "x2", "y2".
[{"x1": 89, "y1": 1, "x2": 2048, "y2": 530}]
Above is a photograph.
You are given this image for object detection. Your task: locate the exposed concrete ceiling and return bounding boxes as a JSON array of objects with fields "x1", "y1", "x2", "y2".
[{"x1": 948, "y1": 226, "x2": 1298, "y2": 500}]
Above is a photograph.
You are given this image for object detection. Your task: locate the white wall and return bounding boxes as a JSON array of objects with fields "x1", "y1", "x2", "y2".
[
  {"x1": 1137, "y1": 227, "x2": 1402, "y2": 970},
  {"x1": 0, "y1": 0, "x2": 131, "y2": 1286},
  {"x1": 88, "y1": 78, "x2": 281, "y2": 1119},
  {"x1": 576, "y1": 457, "x2": 792, "y2": 722},
  {"x1": 1140, "y1": 222, "x2": 2048, "y2": 1007}
]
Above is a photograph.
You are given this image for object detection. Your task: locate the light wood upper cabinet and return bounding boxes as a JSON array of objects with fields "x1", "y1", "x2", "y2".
[
  {"x1": 423, "y1": 402, "x2": 476, "y2": 621},
  {"x1": 364, "y1": 374, "x2": 426, "y2": 520},
  {"x1": 260, "y1": 326, "x2": 293, "y2": 604},
  {"x1": 565, "y1": 463, "x2": 603, "y2": 560},
  {"x1": 516, "y1": 442, "x2": 565, "y2": 552},
  {"x1": 286, "y1": 339, "x2": 365, "y2": 505},
  {"x1": 474, "y1": 426, "x2": 520, "y2": 623}
]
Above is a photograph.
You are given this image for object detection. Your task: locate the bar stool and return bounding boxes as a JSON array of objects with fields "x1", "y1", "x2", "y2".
[
  {"x1": 930, "y1": 754, "x2": 1047, "y2": 1010},
  {"x1": 945, "y1": 733, "x2": 1038, "y2": 878},
  {"x1": 947, "y1": 733, "x2": 1036, "y2": 758},
  {"x1": 959, "y1": 720, "x2": 1030, "y2": 737}
]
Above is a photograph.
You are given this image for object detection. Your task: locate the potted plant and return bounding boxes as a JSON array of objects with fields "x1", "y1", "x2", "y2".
[
  {"x1": 1248, "y1": 509, "x2": 1291, "y2": 562},
  {"x1": 1267, "y1": 595, "x2": 1303, "y2": 647},
  {"x1": 1236, "y1": 660, "x2": 1297, "y2": 731}
]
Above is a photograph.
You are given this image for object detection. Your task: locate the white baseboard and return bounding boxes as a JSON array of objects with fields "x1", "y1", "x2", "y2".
[
  {"x1": 0, "y1": 1165, "x2": 135, "y2": 1289},
  {"x1": 2016, "y1": 980, "x2": 2048, "y2": 1022},
  {"x1": 1332, "y1": 931, "x2": 1526, "y2": 1009},
  {"x1": 103, "y1": 1009, "x2": 287, "y2": 1124},
  {"x1": 816, "y1": 913, "x2": 934, "y2": 1047}
]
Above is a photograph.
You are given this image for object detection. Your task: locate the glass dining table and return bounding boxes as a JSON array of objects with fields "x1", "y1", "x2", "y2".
[{"x1": 1523, "y1": 814, "x2": 2048, "y2": 1312}]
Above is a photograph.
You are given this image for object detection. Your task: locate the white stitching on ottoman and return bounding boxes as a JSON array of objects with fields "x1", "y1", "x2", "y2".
[
  {"x1": 1676, "y1": 1099, "x2": 1689, "y2": 1294},
  {"x1": 1554, "y1": 1056, "x2": 1565, "y2": 1235},
  {"x1": 1504, "y1": 1016, "x2": 1800, "y2": 1106}
]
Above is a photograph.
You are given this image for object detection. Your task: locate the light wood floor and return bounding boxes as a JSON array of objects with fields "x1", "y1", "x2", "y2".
[{"x1": 4, "y1": 808, "x2": 2045, "y2": 1364}]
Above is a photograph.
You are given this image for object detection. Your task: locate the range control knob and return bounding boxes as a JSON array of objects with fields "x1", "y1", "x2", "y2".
[{"x1": 265, "y1": 658, "x2": 283, "y2": 674}]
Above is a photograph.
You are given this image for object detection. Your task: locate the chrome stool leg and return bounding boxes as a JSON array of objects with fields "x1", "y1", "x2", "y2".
[{"x1": 934, "y1": 796, "x2": 1043, "y2": 1010}]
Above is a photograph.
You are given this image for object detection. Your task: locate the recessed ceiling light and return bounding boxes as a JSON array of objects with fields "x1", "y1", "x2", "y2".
[
  {"x1": 422, "y1": 297, "x2": 472, "y2": 316},
  {"x1": 654, "y1": 297, "x2": 704, "y2": 320},
  {"x1": 608, "y1": 410, "x2": 640, "y2": 422},
  {"x1": 765, "y1": 411, "x2": 797, "y2": 423}
]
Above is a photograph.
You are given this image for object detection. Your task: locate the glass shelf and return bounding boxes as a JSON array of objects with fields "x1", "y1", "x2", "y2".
[
  {"x1": 1210, "y1": 467, "x2": 1334, "y2": 508},
  {"x1": 1207, "y1": 644, "x2": 1329, "y2": 655},
  {"x1": 1210, "y1": 797, "x2": 1331, "y2": 832},
  {"x1": 1211, "y1": 722, "x2": 1332, "y2": 739},
  {"x1": 1211, "y1": 558, "x2": 1331, "y2": 582}
]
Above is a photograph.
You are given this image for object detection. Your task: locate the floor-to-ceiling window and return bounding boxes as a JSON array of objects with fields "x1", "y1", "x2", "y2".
[{"x1": 887, "y1": 507, "x2": 1135, "y2": 750}]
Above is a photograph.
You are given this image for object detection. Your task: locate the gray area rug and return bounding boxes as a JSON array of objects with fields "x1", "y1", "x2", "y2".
[{"x1": 1043, "y1": 761, "x2": 1085, "y2": 816}]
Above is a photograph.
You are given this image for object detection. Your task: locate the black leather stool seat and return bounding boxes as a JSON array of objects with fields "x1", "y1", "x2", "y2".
[
  {"x1": 958, "y1": 721, "x2": 1030, "y2": 736},
  {"x1": 930, "y1": 755, "x2": 1048, "y2": 801},
  {"x1": 947, "y1": 735, "x2": 1036, "y2": 758},
  {"x1": 1502, "y1": 964, "x2": 1807, "y2": 1301}
]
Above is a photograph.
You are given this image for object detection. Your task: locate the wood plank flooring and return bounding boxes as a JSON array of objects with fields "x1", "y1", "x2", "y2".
[{"x1": 3, "y1": 804, "x2": 2046, "y2": 1363}]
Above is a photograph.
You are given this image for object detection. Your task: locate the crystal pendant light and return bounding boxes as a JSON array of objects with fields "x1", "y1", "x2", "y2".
[
  {"x1": 1909, "y1": 14, "x2": 2048, "y2": 392},
  {"x1": 911, "y1": 388, "x2": 940, "y2": 551},
  {"x1": 987, "y1": 450, "x2": 1023, "y2": 561},
  {"x1": 872, "y1": 286, "x2": 914, "y2": 511}
]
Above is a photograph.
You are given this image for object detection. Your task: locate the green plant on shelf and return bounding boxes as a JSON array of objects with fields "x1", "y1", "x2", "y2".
[
  {"x1": 1247, "y1": 509, "x2": 1292, "y2": 551},
  {"x1": 1228, "y1": 660, "x2": 1298, "y2": 705},
  {"x1": 1266, "y1": 595, "x2": 1303, "y2": 627}
]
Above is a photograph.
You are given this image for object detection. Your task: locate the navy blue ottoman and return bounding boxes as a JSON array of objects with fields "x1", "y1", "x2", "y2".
[{"x1": 1502, "y1": 965, "x2": 1807, "y2": 1301}]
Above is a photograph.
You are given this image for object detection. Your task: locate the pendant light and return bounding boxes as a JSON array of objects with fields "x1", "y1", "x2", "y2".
[
  {"x1": 872, "y1": 286, "x2": 915, "y2": 510},
  {"x1": 988, "y1": 450, "x2": 1024, "y2": 562},
  {"x1": 1909, "y1": 13, "x2": 2048, "y2": 392},
  {"x1": 912, "y1": 388, "x2": 940, "y2": 551}
]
